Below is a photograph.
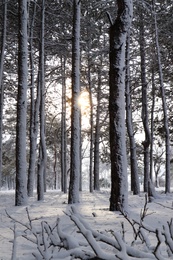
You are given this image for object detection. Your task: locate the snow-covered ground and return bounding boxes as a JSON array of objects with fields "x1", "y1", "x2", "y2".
[{"x1": 0, "y1": 189, "x2": 173, "y2": 259}]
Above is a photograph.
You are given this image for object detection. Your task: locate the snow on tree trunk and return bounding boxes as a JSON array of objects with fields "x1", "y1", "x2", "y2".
[
  {"x1": 109, "y1": 1, "x2": 133, "y2": 212},
  {"x1": 125, "y1": 31, "x2": 140, "y2": 195},
  {"x1": 68, "y1": 0, "x2": 81, "y2": 204},
  {"x1": 15, "y1": 0, "x2": 28, "y2": 206},
  {"x1": 152, "y1": 1, "x2": 171, "y2": 193},
  {"x1": 139, "y1": 10, "x2": 151, "y2": 193},
  {"x1": 0, "y1": 0, "x2": 7, "y2": 189}
]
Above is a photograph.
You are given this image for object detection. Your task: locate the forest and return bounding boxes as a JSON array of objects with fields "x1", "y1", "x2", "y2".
[{"x1": 0, "y1": 0, "x2": 173, "y2": 211}]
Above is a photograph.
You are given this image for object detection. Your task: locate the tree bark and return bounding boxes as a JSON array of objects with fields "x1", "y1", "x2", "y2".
[
  {"x1": 27, "y1": 0, "x2": 37, "y2": 197},
  {"x1": 109, "y1": 0, "x2": 133, "y2": 212},
  {"x1": 68, "y1": 0, "x2": 81, "y2": 204},
  {"x1": 93, "y1": 70, "x2": 101, "y2": 191},
  {"x1": 150, "y1": 66, "x2": 155, "y2": 183},
  {"x1": 15, "y1": 0, "x2": 28, "y2": 206},
  {"x1": 125, "y1": 31, "x2": 140, "y2": 195},
  {"x1": 61, "y1": 56, "x2": 67, "y2": 193},
  {"x1": 0, "y1": 0, "x2": 7, "y2": 189},
  {"x1": 37, "y1": 0, "x2": 47, "y2": 201},
  {"x1": 85, "y1": 32, "x2": 94, "y2": 193},
  {"x1": 139, "y1": 10, "x2": 151, "y2": 193},
  {"x1": 88, "y1": 58, "x2": 94, "y2": 193},
  {"x1": 152, "y1": 0, "x2": 171, "y2": 193}
]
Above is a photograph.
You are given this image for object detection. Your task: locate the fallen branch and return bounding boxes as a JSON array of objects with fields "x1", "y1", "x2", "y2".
[{"x1": 6, "y1": 201, "x2": 173, "y2": 260}]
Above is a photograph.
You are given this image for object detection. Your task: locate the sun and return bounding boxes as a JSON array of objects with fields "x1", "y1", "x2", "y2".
[
  {"x1": 78, "y1": 90, "x2": 90, "y2": 114},
  {"x1": 78, "y1": 90, "x2": 90, "y2": 128}
]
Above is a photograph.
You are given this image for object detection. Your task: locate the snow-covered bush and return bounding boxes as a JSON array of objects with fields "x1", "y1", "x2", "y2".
[{"x1": 7, "y1": 198, "x2": 173, "y2": 260}]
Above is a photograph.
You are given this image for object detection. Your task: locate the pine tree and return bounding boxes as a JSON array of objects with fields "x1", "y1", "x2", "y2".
[
  {"x1": 109, "y1": 0, "x2": 133, "y2": 212},
  {"x1": 68, "y1": 0, "x2": 81, "y2": 204},
  {"x1": 15, "y1": 0, "x2": 28, "y2": 206}
]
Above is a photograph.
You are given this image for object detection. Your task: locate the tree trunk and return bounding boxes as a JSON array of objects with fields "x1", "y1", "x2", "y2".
[
  {"x1": 68, "y1": 0, "x2": 81, "y2": 204},
  {"x1": 93, "y1": 71, "x2": 101, "y2": 191},
  {"x1": 79, "y1": 115, "x2": 82, "y2": 192},
  {"x1": 152, "y1": 0, "x2": 170, "y2": 193},
  {"x1": 139, "y1": 10, "x2": 151, "y2": 193},
  {"x1": 53, "y1": 146, "x2": 58, "y2": 189},
  {"x1": 89, "y1": 85, "x2": 94, "y2": 193},
  {"x1": 61, "y1": 56, "x2": 67, "y2": 193},
  {"x1": 125, "y1": 31, "x2": 140, "y2": 195},
  {"x1": 88, "y1": 56, "x2": 94, "y2": 193},
  {"x1": 0, "y1": 0, "x2": 7, "y2": 189},
  {"x1": 150, "y1": 66, "x2": 155, "y2": 183},
  {"x1": 109, "y1": 0, "x2": 133, "y2": 212},
  {"x1": 15, "y1": 0, "x2": 28, "y2": 206},
  {"x1": 27, "y1": 1, "x2": 37, "y2": 197},
  {"x1": 37, "y1": 0, "x2": 47, "y2": 201}
]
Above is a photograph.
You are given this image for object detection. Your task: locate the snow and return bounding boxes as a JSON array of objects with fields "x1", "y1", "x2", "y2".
[{"x1": 0, "y1": 189, "x2": 173, "y2": 259}]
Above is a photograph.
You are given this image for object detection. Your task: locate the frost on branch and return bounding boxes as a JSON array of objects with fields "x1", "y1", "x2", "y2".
[{"x1": 7, "y1": 202, "x2": 173, "y2": 260}]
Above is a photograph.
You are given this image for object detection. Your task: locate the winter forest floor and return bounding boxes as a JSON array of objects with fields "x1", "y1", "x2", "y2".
[{"x1": 0, "y1": 188, "x2": 173, "y2": 260}]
